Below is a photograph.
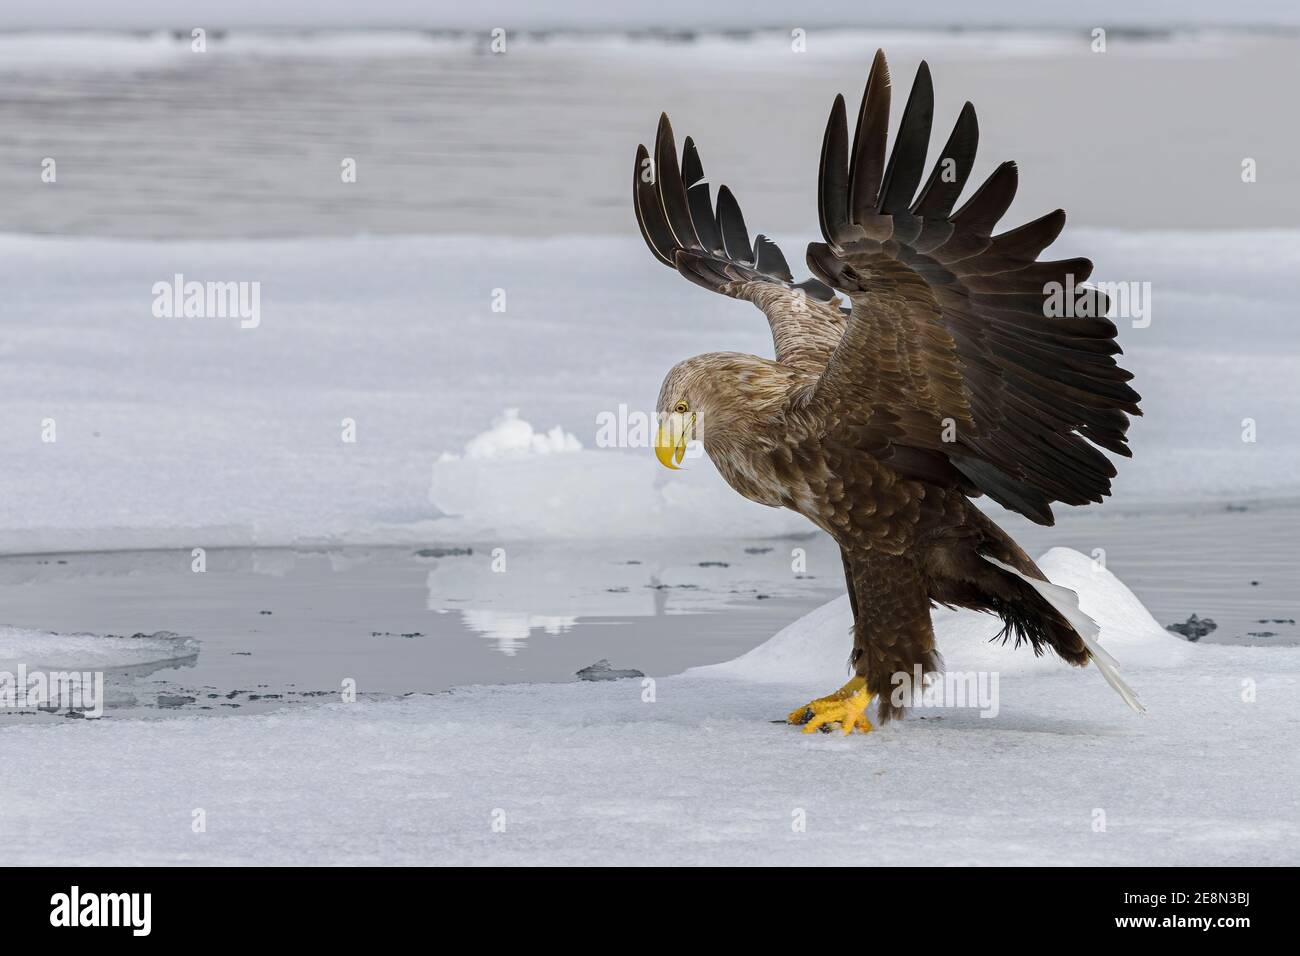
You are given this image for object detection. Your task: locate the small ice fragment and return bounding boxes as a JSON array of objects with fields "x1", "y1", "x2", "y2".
[
  {"x1": 1166, "y1": 614, "x2": 1217, "y2": 641},
  {"x1": 575, "y1": 659, "x2": 644, "y2": 681}
]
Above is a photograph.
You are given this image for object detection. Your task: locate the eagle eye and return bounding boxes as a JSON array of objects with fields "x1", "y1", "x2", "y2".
[{"x1": 674, "y1": 401, "x2": 689, "y2": 414}]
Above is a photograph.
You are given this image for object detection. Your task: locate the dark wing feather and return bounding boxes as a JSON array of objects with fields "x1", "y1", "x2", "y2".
[
  {"x1": 820, "y1": 94, "x2": 853, "y2": 248},
  {"x1": 912, "y1": 100, "x2": 978, "y2": 220},
  {"x1": 803, "y1": 51, "x2": 1140, "y2": 525},
  {"x1": 877, "y1": 60, "x2": 932, "y2": 216},
  {"x1": 715, "y1": 185, "x2": 755, "y2": 263},
  {"x1": 682, "y1": 137, "x2": 724, "y2": 255},
  {"x1": 848, "y1": 50, "x2": 891, "y2": 227},
  {"x1": 653, "y1": 113, "x2": 700, "y2": 251}
]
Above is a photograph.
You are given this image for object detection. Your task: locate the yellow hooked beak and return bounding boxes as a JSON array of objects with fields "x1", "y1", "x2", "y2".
[{"x1": 654, "y1": 412, "x2": 695, "y2": 470}]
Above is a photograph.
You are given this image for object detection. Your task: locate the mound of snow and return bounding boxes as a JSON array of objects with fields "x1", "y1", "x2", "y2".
[
  {"x1": 695, "y1": 547, "x2": 1189, "y2": 685},
  {"x1": 430, "y1": 410, "x2": 814, "y2": 541},
  {"x1": 448, "y1": 408, "x2": 582, "y2": 460},
  {"x1": 0, "y1": 627, "x2": 198, "y2": 671}
]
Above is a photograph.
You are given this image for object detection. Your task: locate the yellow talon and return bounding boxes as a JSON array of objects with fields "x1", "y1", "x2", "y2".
[{"x1": 786, "y1": 676, "x2": 875, "y2": 735}]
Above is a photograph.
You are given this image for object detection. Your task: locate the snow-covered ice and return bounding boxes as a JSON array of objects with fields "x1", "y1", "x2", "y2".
[
  {"x1": 1, "y1": 184, "x2": 1296, "y2": 865},
  {"x1": 2, "y1": 549, "x2": 1294, "y2": 865},
  {"x1": 1, "y1": 229, "x2": 1295, "y2": 552},
  {"x1": 0, "y1": 627, "x2": 197, "y2": 671}
]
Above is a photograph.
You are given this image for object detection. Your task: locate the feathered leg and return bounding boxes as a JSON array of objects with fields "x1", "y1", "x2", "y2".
[
  {"x1": 787, "y1": 549, "x2": 940, "y2": 731},
  {"x1": 850, "y1": 552, "x2": 942, "y2": 722},
  {"x1": 786, "y1": 548, "x2": 874, "y2": 734}
]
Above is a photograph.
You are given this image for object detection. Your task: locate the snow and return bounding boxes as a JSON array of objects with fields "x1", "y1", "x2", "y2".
[
  {"x1": 452, "y1": 409, "x2": 581, "y2": 460},
  {"x1": 0, "y1": 229, "x2": 1296, "y2": 553},
  {"x1": 2, "y1": 549, "x2": 1295, "y2": 865}
]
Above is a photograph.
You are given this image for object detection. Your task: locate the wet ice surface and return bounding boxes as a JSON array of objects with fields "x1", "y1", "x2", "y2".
[
  {"x1": 0, "y1": 537, "x2": 841, "y2": 721},
  {"x1": 0, "y1": 500, "x2": 1294, "y2": 722}
]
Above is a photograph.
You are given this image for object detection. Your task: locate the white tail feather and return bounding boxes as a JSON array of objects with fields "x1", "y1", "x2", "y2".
[{"x1": 982, "y1": 555, "x2": 1145, "y2": 714}]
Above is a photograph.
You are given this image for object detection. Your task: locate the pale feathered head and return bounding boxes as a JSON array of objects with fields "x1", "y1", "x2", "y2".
[{"x1": 654, "y1": 352, "x2": 806, "y2": 469}]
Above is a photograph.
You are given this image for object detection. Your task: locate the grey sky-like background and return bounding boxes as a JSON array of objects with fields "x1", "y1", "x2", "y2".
[{"x1": 2, "y1": 0, "x2": 1299, "y2": 30}]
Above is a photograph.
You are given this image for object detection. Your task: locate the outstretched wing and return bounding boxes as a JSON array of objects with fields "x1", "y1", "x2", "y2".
[
  {"x1": 803, "y1": 50, "x2": 1140, "y2": 525},
  {"x1": 634, "y1": 113, "x2": 846, "y2": 373}
]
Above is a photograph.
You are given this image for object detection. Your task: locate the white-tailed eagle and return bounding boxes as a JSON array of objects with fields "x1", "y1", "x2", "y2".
[{"x1": 635, "y1": 50, "x2": 1143, "y2": 733}]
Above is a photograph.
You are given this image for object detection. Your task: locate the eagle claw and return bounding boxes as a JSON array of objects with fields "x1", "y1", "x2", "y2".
[{"x1": 786, "y1": 677, "x2": 875, "y2": 735}]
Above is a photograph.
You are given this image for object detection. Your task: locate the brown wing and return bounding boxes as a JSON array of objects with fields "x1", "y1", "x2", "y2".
[
  {"x1": 633, "y1": 113, "x2": 847, "y2": 373},
  {"x1": 801, "y1": 50, "x2": 1140, "y2": 525}
]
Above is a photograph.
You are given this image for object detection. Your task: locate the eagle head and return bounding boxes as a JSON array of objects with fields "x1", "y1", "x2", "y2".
[{"x1": 653, "y1": 352, "x2": 799, "y2": 470}]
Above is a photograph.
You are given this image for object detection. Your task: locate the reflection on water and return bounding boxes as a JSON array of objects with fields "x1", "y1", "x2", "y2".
[{"x1": 457, "y1": 610, "x2": 579, "y2": 655}]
